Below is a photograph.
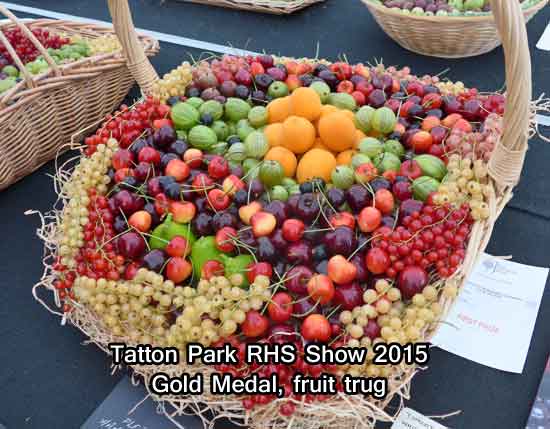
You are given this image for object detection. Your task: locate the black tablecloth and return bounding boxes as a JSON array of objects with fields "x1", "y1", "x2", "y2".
[{"x1": 0, "y1": 1, "x2": 549, "y2": 428}]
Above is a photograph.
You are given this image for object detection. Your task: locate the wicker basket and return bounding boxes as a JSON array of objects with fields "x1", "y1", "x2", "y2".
[
  {"x1": 176, "y1": 0, "x2": 324, "y2": 14},
  {"x1": 33, "y1": 0, "x2": 533, "y2": 428},
  {"x1": 0, "y1": 5, "x2": 159, "y2": 190},
  {"x1": 361, "y1": 0, "x2": 548, "y2": 58}
]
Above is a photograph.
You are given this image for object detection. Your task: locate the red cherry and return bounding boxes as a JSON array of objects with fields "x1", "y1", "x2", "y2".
[
  {"x1": 246, "y1": 262, "x2": 273, "y2": 283},
  {"x1": 281, "y1": 219, "x2": 305, "y2": 242},
  {"x1": 241, "y1": 310, "x2": 269, "y2": 338},
  {"x1": 166, "y1": 257, "x2": 192, "y2": 283},
  {"x1": 366, "y1": 248, "x2": 390, "y2": 275},
  {"x1": 306, "y1": 274, "x2": 335, "y2": 305},
  {"x1": 215, "y1": 227, "x2": 238, "y2": 253},
  {"x1": 267, "y1": 292, "x2": 293, "y2": 323},
  {"x1": 201, "y1": 260, "x2": 225, "y2": 279},
  {"x1": 166, "y1": 236, "x2": 190, "y2": 258},
  {"x1": 138, "y1": 147, "x2": 161, "y2": 165},
  {"x1": 301, "y1": 314, "x2": 331, "y2": 342},
  {"x1": 208, "y1": 155, "x2": 230, "y2": 180}
]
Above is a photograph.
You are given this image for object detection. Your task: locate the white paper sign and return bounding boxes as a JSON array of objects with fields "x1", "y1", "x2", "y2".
[
  {"x1": 431, "y1": 253, "x2": 548, "y2": 373},
  {"x1": 536, "y1": 23, "x2": 550, "y2": 51},
  {"x1": 392, "y1": 408, "x2": 447, "y2": 429}
]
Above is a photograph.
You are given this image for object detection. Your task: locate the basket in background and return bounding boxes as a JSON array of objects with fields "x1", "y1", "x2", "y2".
[
  {"x1": 0, "y1": 5, "x2": 159, "y2": 190},
  {"x1": 361, "y1": 0, "x2": 548, "y2": 58},
  {"x1": 176, "y1": 0, "x2": 324, "y2": 14}
]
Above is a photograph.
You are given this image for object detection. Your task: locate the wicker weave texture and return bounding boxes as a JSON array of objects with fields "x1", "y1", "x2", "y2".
[
  {"x1": 362, "y1": 0, "x2": 548, "y2": 58},
  {"x1": 0, "y1": 11, "x2": 159, "y2": 190},
  {"x1": 176, "y1": 0, "x2": 324, "y2": 14}
]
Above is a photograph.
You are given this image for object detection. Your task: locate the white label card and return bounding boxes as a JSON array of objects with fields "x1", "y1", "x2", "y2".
[
  {"x1": 392, "y1": 408, "x2": 447, "y2": 429},
  {"x1": 431, "y1": 253, "x2": 548, "y2": 374},
  {"x1": 536, "y1": 22, "x2": 550, "y2": 51}
]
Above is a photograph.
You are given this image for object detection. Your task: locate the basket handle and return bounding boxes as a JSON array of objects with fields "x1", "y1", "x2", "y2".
[
  {"x1": 487, "y1": 0, "x2": 532, "y2": 187},
  {"x1": 0, "y1": 4, "x2": 62, "y2": 86},
  {"x1": 106, "y1": 0, "x2": 159, "y2": 96}
]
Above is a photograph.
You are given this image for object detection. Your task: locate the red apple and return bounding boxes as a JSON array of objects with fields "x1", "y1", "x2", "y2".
[
  {"x1": 307, "y1": 274, "x2": 335, "y2": 305},
  {"x1": 165, "y1": 159, "x2": 190, "y2": 181},
  {"x1": 169, "y1": 201, "x2": 196, "y2": 223},
  {"x1": 239, "y1": 201, "x2": 262, "y2": 225},
  {"x1": 267, "y1": 292, "x2": 293, "y2": 323},
  {"x1": 166, "y1": 236, "x2": 190, "y2": 257},
  {"x1": 166, "y1": 257, "x2": 192, "y2": 283},
  {"x1": 251, "y1": 211, "x2": 277, "y2": 237},
  {"x1": 242, "y1": 310, "x2": 269, "y2": 338},
  {"x1": 327, "y1": 255, "x2": 357, "y2": 284},
  {"x1": 282, "y1": 219, "x2": 305, "y2": 242},
  {"x1": 301, "y1": 314, "x2": 331, "y2": 342}
]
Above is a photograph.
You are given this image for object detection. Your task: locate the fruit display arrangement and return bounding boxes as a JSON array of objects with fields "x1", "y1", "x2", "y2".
[
  {"x1": 370, "y1": 0, "x2": 544, "y2": 16},
  {"x1": 0, "y1": 27, "x2": 122, "y2": 94},
  {"x1": 40, "y1": 53, "x2": 508, "y2": 426}
]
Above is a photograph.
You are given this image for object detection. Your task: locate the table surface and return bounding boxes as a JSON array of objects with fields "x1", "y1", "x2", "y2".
[{"x1": 0, "y1": 1, "x2": 549, "y2": 428}]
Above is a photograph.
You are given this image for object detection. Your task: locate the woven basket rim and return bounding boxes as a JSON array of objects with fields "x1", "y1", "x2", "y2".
[{"x1": 363, "y1": 0, "x2": 548, "y2": 22}]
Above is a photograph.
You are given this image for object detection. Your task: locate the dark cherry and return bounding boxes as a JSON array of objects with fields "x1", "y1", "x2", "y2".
[
  {"x1": 238, "y1": 228, "x2": 257, "y2": 248},
  {"x1": 169, "y1": 140, "x2": 188, "y2": 156},
  {"x1": 113, "y1": 215, "x2": 127, "y2": 233},
  {"x1": 233, "y1": 190, "x2": 249, "y2": 206},
  {"x1": 333, "y1": 282, "x2": 364, "y2": 311},
  {"x1": 212, "y1": 212, "x2": 237, "y2": 230},
  {"x1": 142, "y1": 249, "x2": 166, "y2": 273},
  {"x1": 346, "y1": 184, "x2": 371, "y2": 212},
  {"x1": 270, "y1": 229, "x2": 288, "y2": 251},
  {"x1": 153, "y1": 125, "x2": 177, "y2": 148},
  {"x1": 327, "y1": 188, "x2": 346, "y2": 207},
  {"x1": 324, "y1": 226, "x2": 357, "y2": 257},
  {"x1": 315, "y1": 259, "x2": 328, "y2": 276},
  {"x1": 247, "y1": 179, "x2": 265, "y2": 200},
  {"x1": 381, "y1": 216, "x2": 395, "y2": 228},
  {"x1": 143, "y1": 202, "x2": 161, "y2": 226},
  {"x1": 292, "y1": 298, "x2": 317, "y2": 318},
  {"x1": 400, "y1": 199, "x2": 424, "y2": 217},
  {"x1": 192, "y1": 213, "x2": 213, "y2": 236},
  {"x1": 164, "y1": 182, "x2": 182, "y2": 200},
  {"x1": 287, "y1": 194, "x2": 301, "y2": 215},
  {"x1": 287, "y1": 241, "x2": 313, "y2": 266},
  {"x1": 312, "y1": 244, "x2": 328, "y2": 262},
  {"x1": 257, "y1": 237, "x2": 277, "y2": 263},
  {"x1": 350, "y1": 253, "x2": 369, "y2": 283},
  {"x1": 370, "y1": 177, "x2": 391, "y2": 192},
  {"x1": 296, "y1": 193, "x2": 320, "y2": 223},
  {"x1": 264, "y1": 201, "x2": 289, "y2": 226}
]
